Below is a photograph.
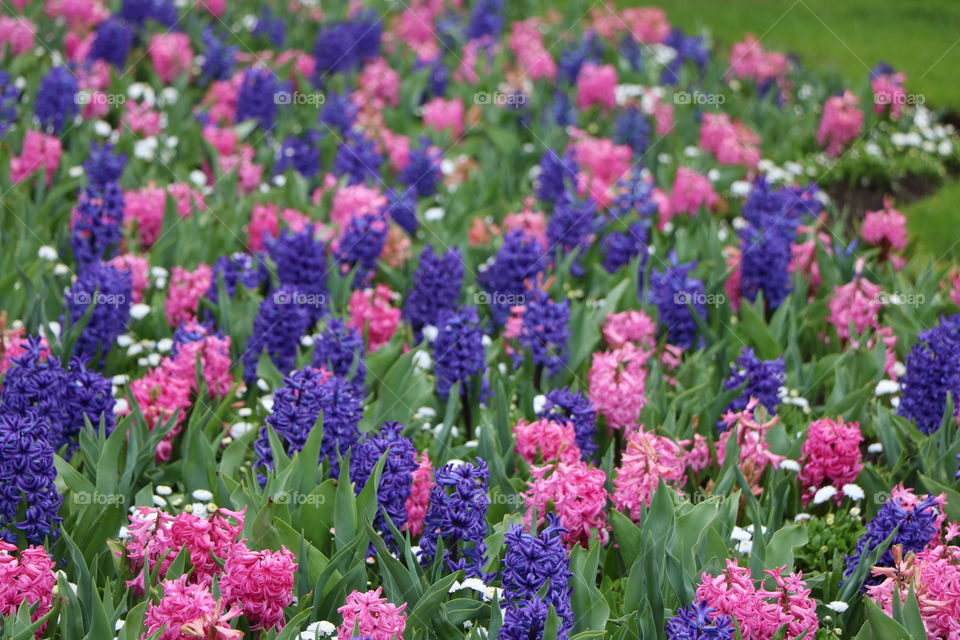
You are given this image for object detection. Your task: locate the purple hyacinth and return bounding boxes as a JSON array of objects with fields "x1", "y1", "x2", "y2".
[
  {"x1": 546, "y1": 191, "x2": 597, "y2": 276},
  {"x1": 614, "y1": 105, "x2": 651, "y2": 157},
  {"x1": 333, "y1": 129, "x2": 383, "y2": 185},
  {"x1": 501, "y1": 514, "x2": 573, "y2": 639},
  {"x1": 720, "y1": 347, "x2": 785, "y2": 424},
  {"x1": 515, "y1": 289, "x2": 570, "y2": 378},
  {"x1": 251, "y1": 8, "x2": 285, "y2": 47},
  {"x1": 432, "y1": 306, "x2": 486, "y2": 400},
  {"x1": 383, "y1": 188, "x2": 418, "y2": 235},
  {"x1": 200, "y1": 28, "x2": 237, "y2": 84},
  {"x1": 274, "y1": 132, "x2": 321, "y2": 178},
  {"x1": 897, "y1": 315, "x2": 960, "y2": 434},
  {"x1": 602, "y1": 221, "x2": 649, "y2": 274},
  {"x1": 70, "y1": 182, "x2": 125, "y2": 267},
  {"x1": 0, "y1": 72, "x2": 19, "y2": 139},
  {"x1": 537, "y1": 387, "x2": 598, "y2": 461},
  {"x1": 312, "y1": 12, "x2": 381, "y2": 82},
  {"x1": 478, "y1": 230, "x2": 546, "y2": 326},
  {"x1": 235, "y1": 67, "x2": 282, "y2": 131},
  {"x1": 83, "y1": 143, "x2": 126, "y2": 188},
  {"x1": 536, "y1": 150, "x2": 579, "y2": 205},
  {"x1": 268, "y1": 226, "x2": 328, "y2": 320},
  {"x1": 35, "y1": 66, "x2": 78, "y2": 133},
  {"x1": 665, "y1": 601, "x2": 735, "y2": 640},
  {"x1": 319, "y1": 91, "x2": 358, "y2": 133},
  {"x1": 119, "y1": 0, "x2": 177, "y2": 27},
  {"x1": 843, "y1": 493, "x2": 941, "y2": 587},
  {"x1": 739, "y1": 222, "x2": 793, "y2": 311},
  {"x1": 335, "y1": 214, "x2": 388, "y2": 288},
  {"x1": 206, "y1": 252, "x2": 270, "y2": 304},
  {"x1": 557, "y1": 33, "x2": 602, "y2": 86},
  {"x1": 466, "y1": 0, "x2": 503, "y2": 40},
  {"x1": 65, "y1": 262, "x2": 131, "y2": 360},
  {"x1": 660, "y1": 28, "x2": 709, "y2": 85},
  {"x1": 311, "y1": 318, "x2": 366, "y2": 388},
  {"x1": 89, "y1": 18, "x2": 134, "y2": 68},
  {"x1": 403, "y1": 246, "x2": 464, "y2": 341},
  {"x1": 398, "y1": 138, "x2": 442, "y2": 198},
  {"x1": 419, "y1": 458, "x2": 492, "y2": 579},
  {"x1": 608, "y1": 170, "x2": 658, "y2": 219},
  {"x1": 650, "y1": 262, "x2": 706, "y2": 350},
  {"x1": 242, "y1": 285, "x2": 312, "y2": 385},
  {"x1": 349, "y1": 421, "x2": 418, "y2": 547},
  {"x1": 0, "y1": 408, "x2": 62, "y2": 545}
]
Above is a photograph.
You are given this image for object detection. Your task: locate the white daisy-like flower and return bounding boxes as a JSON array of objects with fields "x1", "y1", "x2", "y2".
[
  {"x1": 260, "y1": 395, "x2": 275, "y2": 412},
  {"x1": 867, "y1": 442, "x2": 883, "y2": 454},
  {"x1": 730, "y1": 526, "x2": 752, "y2": 542},
  {"x1": 152, "y1": 495, "x2": 168, "y2": 507},
  {"x1": 155, "y1": 485, "x2": 173, "y2": 496},
  {"x1": 874, "y1": 380, "x2": 901, "y2": 396},
  {"x1": 826, "y1": 601, "x2": 849, "y2": 613},
  {"x1": 812, "y1": 486, "x2": 838, "y2": 505},
  {"x1": 230, "y1": 422, "x2": 254, "y2": 438},
  {"x1": 424, "y1": 207, "x2": 445, "y2": 221},
  {"x1": 113, "y1": 398, "x2": 129, "y2": 414},
  {"x1": 794, "y1": 513, "x2": 812, "y2": 522},
  {"x1": 412, "y1": 350, "x2": 433, "y2": 371},
  {"x1": 156, "y1": 338, "x2": 173, "y2": 353},
  {"x1": 532, "y1": 394, "x2": 547, "y2": 414},
  {"x1": 842, "y1": 484, "x2": 865, "y2": 501},
  {"x1": 130, "y1": 303, "x2": 151, "y2": 319},
  {"x1": 192, "y1": 489, "x2": 214, "y2": 502},
  {"x1": 421, "y1": 325, "x2": 439, "y2": 342},
  {"x1": 779, "y1": 459, "x2": 801, "y2": 473}
]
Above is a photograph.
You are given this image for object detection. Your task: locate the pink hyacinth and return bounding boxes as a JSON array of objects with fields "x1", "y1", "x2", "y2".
[
  {"x1": 123, "y1": 100, "x2": 163, "y2": 136},
  {"x1": 165, "y1": 264, "x2": 213, "y2": 327},
  {"x1": 827, "y1": 266, "x2": 883, "y2": 342},
  {"x1": 247, "y1": 203, "x2": 280, "y2": 251},
  {"x1": 729, "y1": 35, "x2": 789, "y2": 84},
  {"x1": 0, "y1": 16, "x2": 35, "y2": 55},
  {"x1": 404, "y1": 451, "x2": 433, "y2": 537},
  {"x1": 524, "y1": 460, "x2": 610, "y2": 548},
  {"x1": 509, "y1": 19, "x2": 556, "y2": 81},
  {"x1": 109, "y1": 254, "x2": 150, "y2": 303},
  {"x1": 124, "y1": 507, "x2": 245, "y2": 591},
  {"x1": 797, "y1": 417, "x2": 863, "y2": 505},
  {"x1": 0, "y1": 542, "x2": 56, "y2": 632},
  {"x1": 338, "y1": 587, "x2": 408, "y2": 640},
  {"x1": 10, "y1": 131, "x2": 62, "y2": 185},
  {"x1": 422, "y1": 96, "x2": 465, "y2": 138},
  {"x1": 129, "y1": 364, "x2": 193, "y2": 460},
  {"x1": 331, "y1": 184, "x2": 387, "y2": 228},
  {"x1": 621, "y1": 7, "x2": 670, "y2": 43},
  {"x1": 348, "y1": 285, "x2": 401, "y2": 352},
  {"x1": 699, "y1": 113, "x2": 761, "y2": 170},
  {"x1": 356, "y1": 57, "x2": 401, "y2": 109},
  {"x1": 948, "y1": 269, "x2": 960, "y2": 308},
  {"x1": 696, "y1": 559, "x2": 818, "y2": 640},
  {"x1": 569, "y1": 129, "x2": 632, "y2": 207},
  {"x1": 502, "y1": 203, "x2": 547, "y2": 247},
  {"x1": 44, "y1": 0, "x2": 108, "y2": 30},
  {"x1": 588, "y1": 342, "x2": 648, "y2": 430},
  {"x1": 220, "y1": 543, "x2": 297, "y2": 631},
  {"x1": 149, "y1": 33, "x2": 193, "y2": 84},
  {"x1": 613, "y1": 428, "x2": 686, "y2": 521},
  {"x1": 125, "y1": 185, "x2": 167, "y2": 248},
  {"x1": 514, "y1": 418, "x2": 581, "y2": 466},
  {"x1": 202, "y1": 73, "x2": 243, "y2": 126},
  {"x1": 576, "y1": 62, "x2": 617, "y2": 111},
  {"x1": 684, "y1": 433, "x2": 711, "y2": 474},
  {"x1": 666, "y1": 167, "x2": 719, "y2": 222},
  {"x1": 817, "y1": 90, "x2": 864, "y2": 157},
  {"x1": 602, "y1": 310, "x2": 656, "y2": 350},
  {"x1": 861, "y1": 196, "x2": 907, "y2": 255},
  {"x1": 872, "y1": 72, "x2": 907, "y2": 120},
  {"x1": 143, "y1": 576, "x2": 242, "y2": 640},
  {"x1": 717, "y1": 399, "x2": 785, "y2": 496},
  {"x1": 166, "y1": 325, "x2": 234, "y2": 398},
  {"x1": 168, "y1": 182, "x2": 206, "y2": 217}
]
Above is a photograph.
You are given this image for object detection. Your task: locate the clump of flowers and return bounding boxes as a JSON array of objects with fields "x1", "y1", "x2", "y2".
[
  {"x1": 588, "y1": 342, "x2": 648, "y2": 430},
  {"x1": 817, "y1": 90, "x2": 864, "y2": 156},
  {"x1": 0, "y1": 408, "x2": 62, "y2": 543},
  {"x1": 798, "y1": 417, "x2": 863, "y2": 505},
  {"x1": 514, "y1": 418, "x2": 580, "y2": 466},
  {"x1": 143, "y1": 576, "x2": 241, "y2": 640},
  {"x1": 613, "y1": 428, "x2": 687, "y2": 522},
  {"x1": 348, "y1": 284, "x2": 401, "y2": 351},
  {"x1": 0, "y1": 542, "x2": 56, "y2": 629},
  {"x1": 524, "y1": 460, "x2": 609, "y2": 548},
  {"x1": 537, "y1": 387, "x2": 599, "y2": 461},
  {"x1": 861, "y1": 197, "x2": 907, "y2": 260},
  {"x1": 716, "y1": 399, "x2": 785, "y2": 495},
  {"x1": 165, "y1": 264, "x2": 213, "y2": 327},
  {"x1": 721, "y1": 347, "x2": 785, "y2": 420},
  {"x1": 897, "y1": 314, "x2": 960, "y2": 434},
  {"x1": 665, "y1": 601, "x2": 735, "y2": 640},
  {"x1": 338, "y1": 587, "x2": 407, "y2": 640},
  {"x1": 219, "y1": 544, "x2": 297, "y2": 630},
  {"x1": 404, "y1": 451, "x2": 433, "y2": 537}
]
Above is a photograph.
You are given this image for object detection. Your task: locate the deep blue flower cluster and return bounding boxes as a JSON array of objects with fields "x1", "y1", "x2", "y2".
[
  {"x1": 500, "y1": 514, "x2": 573, "y2": 639},
  {"x1": 0, "y1": 72, "x2": 18, "y2": 138},
  {"x1": 65, "y1": 262, "x2": 132, "y2": 360},
  {"x1": 665, "y1": 601, "x2": 735, "y2": 640},
  {"x1": 419, "y1": 458, "x2": 492, "y2": 579},
  {"x1": 206, "y1": 252, "x2": 270, "y2": 304},
  {"x1": 252, "y1": 8, "x2": 285, "y2": 47},
  {"x1": 738, "y1": 222, "x2": 794, "y2": 311},
  {"x1": 650, "y1": 262, "x2": 706, "y2": 350},
  {"x1": 547, "y1": 192, "x2": 597, "y2": 275},
  {"x1": 90, "y1": 18, "x2": 134, "y2": 69},
  {"x1": 516, "y1": 289, "x2": 570, "y2": 377},
  {"x1": 200, "y1": 28, "x2": 237, "y2": 84},
  {"x1": 35, "y1": 66, "x2": 78, "y2": 133},
  {"x1": 721, "y1": 347, "x2": 785, "y2": 422},
  {"x1": 333, "y1": 129, "x2": 383, "y2": 185},
  {"x1": 268, "y1": 226, "x2": 328, "y2": 320},
  {"x1": 897, "y1": 314, "x2": 960, "y2": 434},
  {"x1": 311, "y1": 318, "x2": 366, "y2": 389},
  {"x1": 315, "y1": 374, "x2": 363, "y2": 479},
  {"x1": 661, "y1": 28, "x2": 710, "y2": 85},
  {"x1": 242, "y1": 284, "x2": 312, "y2": 385},
  {"x1": 608, "y1": 171, "x2": 659, "y2": 220},
  {"x1": 614, "y1": 105, "x2": 651, "y2": 157},
  {"x1": 119, "y1": 0, "x2": 177, "y2": 27},
  {"x1": 537, "y1": 386, "x2": 598, "y2": 461},
  {"x1": 557, "y1": 33, "x2": 603, "y2": 86},
  {"x1": 432, "y1": 306, "x2": 486, "y2": 399},
  {"x1": 275, "y1": 132, "x2": 322, "y2": 178},
  {"x1": 70, "y1": 183, "x2": 126, "y2": 268},
  {"x1": 843, "y1": 494, "x2": 941, "y2": 587},
  {"x1": 336, "y1": 214, "x2": 388, "y2": 288},
  {"x1": 312, "y1": 12, "x2": 382, "y2": 82},
  {"x1": 479, "y1": 230, "x2": 546, "y2": 326},
  {"x1": 466, "y1": 0, "x2": 503, "y2": 41},
  {"x1": 500, "y1": 598, "x2": 550, "y2": 640},
  {"x1": 349, "y1": 421, "x2": 418, "y2": 548},
  {"x1": 319, "y1": 91, "x2": 359, "y2": 133},
  {"x1": 235, "y1": 67, "x2": 282, "y2": 131},
  {"x1": 383, "y1": 188, "x2": 418, "y2": 235},
  {"x1": 398, "y1": 138, "x2": 442, "y2": 198},
  {"x1": 536, "y1": 150, "x2": 579, "y2": 205},
  {"x1": 602, "y1": 221, "x2": 649, "y2": 274},
  {"x1": 404, "y1": 246, "x2": 464, "y2": 341},
  {"x1": 0, "y1": 408, "x2": 62, "y2": 544},
  {"x1": 83, "y1": 143, "x2": 127, "y2": 188}
]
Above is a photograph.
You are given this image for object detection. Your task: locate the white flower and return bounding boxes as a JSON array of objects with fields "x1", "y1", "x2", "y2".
[
  {"x1": 130, "y1": 303, "x2": 151, "y2": 319},
  {"x1": 152, "y1": 495, "x2": 168, "y2": 507},
  {"x1": 230, "y1": 422, "x2": 254, "y2": 438},
  {"x1": 424, "y1": 207, "x2": 445, "y2": 221},
  {"x1": 812, "y1": 486, "x2": 838, "y2": 505},
  {"x1": 260, "y1": 395, "x2": 274, "y2": 412},
  {"x1": 730, "y1": 180, "x2": 752, "y2": 197},
  {"x1": 94, "y1": 120, "x2": 113, "y2": 137},
  {"x1": 874, "y1": 380, "x2": 900, "y2": 396},
  {"x1": 133, "y1": 137, "x2": 158, "y2": 160},
  {"x1": 147, "y1": 353, "x2": 161, "y2": 367},
  {"x1": 414, "y1": 407, "x2": 437, "y2": 420},
  {"x1": 867, "y1": 442, "x2": 884, "y2": 454},
  {"x1": 779, "y1": 459, "x2": 800, "y2": 473},
  {"x1": 156, "y1": 338, "x2": 173, "y2": 353},
  {"x1": 300, "y1": 335, "x2": 315, "y2": 348},
  {"x1": 192, "y1": 489, "x2": 214, "y2": 502},
  {"x1": 238, "y1": 408, "x2": 252, "y2": 418},
  {"x1": 189, "y1": 170, "x2": 208, "y2": 187},
  {"x1": 301, "y1": 620, "x2": 337, "y2": 638},
  {"x1": 422, "y1": 325, "x2": 439, "y2": 342},
  {"x1": 54, "y1": 263, "x2": 71, "y2": 276},
  {"x1": 826, "y1": 601, "x2": 849, "y2": 613},
  {"x1": 113, "y1": 398, "x2": 129, "y2": 414},
  {"x1": 730, "y1": 526, "x2": 752, "y2": 542},
  {"x1": 532, "y1": 394, "x2": 547, "y2": 414},
  {"x1": 257, "y1": 378, "x2": 271, "y2": 391},
  {"x1": 842, "y1": 484, "x2": 865, "y2": 501},
  {"x1": 155, "y1": 485, "x2": 173, "y2": 496},
  {"x1": 112, "y1": 374, "x2": 129, "y2": 385},
  {"x1": 68, "y1": 165, "x2": 84, "y2": 178},
  {"x1": 412, "y1": 350, "x2": 433, "y2": 371},
  {"x1": 126, "y1": 343, "x2": 144, "y2": 356},
  {"x1": 794, "y1": 513, "x2": 812, "y2": 522}
]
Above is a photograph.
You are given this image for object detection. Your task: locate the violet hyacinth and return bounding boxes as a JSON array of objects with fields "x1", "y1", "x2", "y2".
[
  {"x1": 665, "y1": 601, "x2": 735, "y2": 640},
  {"x1": 897, "y1": 314, "x2": 960, "y2": 434},
  {"x1": 479, "y1": 229, "x2": 546, "y2": 326},
  {"x1": 721, "y1": 347, "x2": 785, "y2": 422},
  {"x1": 515, "y1": 289, "x2": 570, "y2": 378},
  {"x1": 419, "y1": 458, "x2": 492, "y2": 579},
  {"x1": 650, "y1": 262, "x2": 706, "y2": 350},
  {"x1": 501, "y1": 514, "x2": 574, "y2": 639},
  {"x1": 383, "y1": 188, "x2": 418, "y2": 235},
  {"x1": 547, "y1": 191, "x2": 597, "y2": 275},
  {"x1": 311, "y1": 12, "x2": 382, "y2": 81},
  {"x1": 333, "y1": 129, "x2": 383, "y2": 185},
  {"x1": 65, "y1": 262, "x2": 132, "y2": 360},
  {"x1": 336, "y1": 214, "x2": 388, "y2": 288},
  {"x1": 70, "y1": 183, "x2": 125, "y2": 268},
  {"x1": 89, "y1": 18, "x2": 134, "y2": 68},
  {"x1": 614, "y1": 105, "x2": 651, "y2": 157},
  {"x1": 34, "y1": 66, "x2": 78, "y2": 134},
  {"x1": 602, "y1": 221, "x2": 648, "y2": 274},
  {"x1": 319, "y1": 91, "x2": 358, "y2": 133},
  {"x1": 119, "y1": 0, "x2": 177, "y2": 27},
  {"x1": 274, "y1": 132, "x2": 321, "y2": 178},
  {"x1": 311, "y1": 318, "x2": 366, "y2": 389},
  {"x1": 200, "y1": 28, "x2": 237, "y2": 84},
  {"x1": 466, "y1": 0, "x2": 504, "y2": 41},
  {"x1": 206, "y1": 252, "x2": 270, "y2": 304},
  {"x1": 0, "y1": 73, "x2": 19, "y2": 139},
  {"x1": 404, "y1": 246, "x2": 464, "y2": 342},
  {"x1": 738, "y1": 221, "x2": 794, "y2": 311},
  {"x1": 83, "y1": 143, "x2": 126, "y2": 188},
  {"x1": 432, "y1": 306, "x2": 486, "y2": 400},
  {"x1": 537, "y1": 387, "x2": 598, "y2": 461},
  {"x1": 349, "y1": 421, "x2": 418, "y2": 547},
  {"x1": 399, "y1": 138, "x2": 442, "y2": 198},
  {"x1": 0, "y1": 408, "x2": 62, "y2": 544},
  {"x1": 536, "y1": 150, "x2": 579, "y2": 205},
  {"x1": 242, "y1": 285, "x2": 312, "y2": 386},
  {"x1": 235, "y1": 67, "x2": 282, "y2": 131},
  {"x1": 608, "y1": 170, "x2": 659, "y2": 219},
  {"x1": 268, "y1": 226, "x2": 328, "y2": 320}
]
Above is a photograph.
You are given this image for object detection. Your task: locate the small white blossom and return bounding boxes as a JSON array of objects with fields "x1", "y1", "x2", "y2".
[
  {"x1": 156, "y1": 338, "x2": 173, "y2": 353},
  {"x1": 424, "y1": 207, "x2": 445, "y2": 221},
  {"x1": 842, "y1": 484, "x2": 865, "y2": 501},
  {"x1": 192, "y1": 489, "x2": 214, "y2": 502},
  {"x1": 826, "y1": 601, "x2": 849, "y2": 613},
  {"x1": 532, "y1": 394, "x2": 547, "y2": 414},
  {"x1": 874, "y1": 380, "x2": 900, "y2": 396},
  {"x1": 867, "y1": 442, "x2": 883, "y2": 454},
  {"x1": 779, "y1": 459, "x2": 800, "y2": 473},
  {"x1": 155, "y1": 485, "x2": 173, "y2": 496},
  {"x1": 130, "y1": 303, "x2": 151, "y2": 319},
  {"x1": 812, "y1": 486, "x2": 838, "y2": 505}
]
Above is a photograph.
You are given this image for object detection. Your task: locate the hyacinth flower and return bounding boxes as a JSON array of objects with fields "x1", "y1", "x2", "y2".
[
  {"x1": 524, "y1": 460, "x2": 609, "y2": 548},
  {"x1": 242, "y1": 285, "x2": 312, "y2": 386},
  {"x1": 546, "y1": 191, "x2": 597, "y2": 276},
  {"x1": 720, "y1": 347, "x2": 785, "y2": 422},
  {"x1": 843, "y1": 486, "x2": 945, "y2": 588},
  {"x1": 70, "y1": 182, "x2": 125, "y2": 268},
  {"x1": 337, "y1": 587, "x2": 406, "y2": 640},
  {"x1": 334, "y1": 129, "x2": 384, "y2": 185},
  {"x1": 817, "y1": 90, "x2": 864, "y2": 157},
  {"x1": 89, "y1": 17, "x2": 134, "y2": 68},
  {"x1": 348, "y1": 285, "x2": 400, "y2": 351},
  {"x1": 83, "y1": 143, "x2": 126, "y2": 188},
  {"x1": 536, "y1": 149, "x2": 579, "y2": 205},
  {"x1": 143, "y1": 577, "x2": 242, "y2": 640},
  {"x1": 509, "y1": 288, "x2": 570, "y2": 385},
  {"x1": 206, "y1": 252, "x2": 270, "y2": 305},
  {"x1": 399, "y1": 137, "x2": 443, "y2": 198},
  {"x1": 0, "y1": 409, "x2": 62, "y2": 544},
  {"x1": 274, "y1": 132, "x2": 321, "y2": 178},
  {"x1": 312, "y1": 11, "x2": 382, "y2": 82},
  {"x1": 613, "y1": 428, "x2": 687, "y2": 522},
  {"x1": 738, "y1": 221, "x2": 793, "y2": 311},
  {"x1": 404, "y1": 246, "x2": 465, "y2": 342},
  {"x1": 65, "y1": 261, "x2": 132, "y2": 360},
  {"x1": 403, "y1": 452, "x2": 433, "y2": 537},
  {"x1": 311, "y1": 318, "x2": 366, "y2": 390},
  {"x1": 235, "y1": 67, "x2": 282, "y2": 131},
  {"x1": 665, "y1": 601, "x2": 735, "y2": 640},
  {"x1": 350, "y1": 422, "x2": 418, "y2": 548},
  {"x1": 537, "y1": 387, "x2": 599, "y2": 461},
  {"x1": 513, "y1": 418, "x2": 580, "y2": 467},
  {"x1": 220, "y1": 543, "x2": 297, "y2": 630},
  {"x1": 336, "y1": 214, "x2": 389, "y2": 288},
  {"x1": 0, "y1": 542, "x2": 57, "y2": 630},
  {"x1": 419, "y1": 458, "x2": 492, "y2": 579},
  {"x1": 650, "y1": 261, "x2": 706, "y2": 350},
  {"x1": 479, "y1": 229, "x2": 546, "y2": 326},
  {"x1": 34, "y1": 65, "x2": 78, "y2": 133},
  {"x1": 716, "y1": 399, "x2": 785, "y2": 496},
  {"x1": 500, "y1": 514, "x2": 574, "y2": 638},
  {"x1": 798, "y1": 417, "x2": 863, "y2": 505},
  {"x1": 200, "y1": 27, "x2": 237, "y2": 84},
  {"x1": 601, "y1": 221, "x2": 649, "y2": 274},
  {"x1": 897, "y1": 314, "x2": 960, "y2": 434},
  {"x1": 588, "y1": 341, "x2": 648, "y2": 430},
  {"x1": 268, "y1": 226, "x2": 328, "y2": 322}
]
